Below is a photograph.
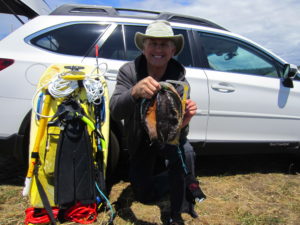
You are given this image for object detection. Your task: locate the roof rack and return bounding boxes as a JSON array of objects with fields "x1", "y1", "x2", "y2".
[{"x1": 50, "y1": 4, "x2": 228, "y2": 31}]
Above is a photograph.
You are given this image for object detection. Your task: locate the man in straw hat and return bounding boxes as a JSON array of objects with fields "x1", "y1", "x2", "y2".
[{"x1": 110, "y1": 20, "x2": 205, "y2": 225}]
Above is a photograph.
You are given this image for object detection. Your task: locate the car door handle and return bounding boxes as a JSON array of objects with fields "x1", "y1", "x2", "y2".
[{"x1": 211, "y1": 82, "x2": 235, "y2": 93}]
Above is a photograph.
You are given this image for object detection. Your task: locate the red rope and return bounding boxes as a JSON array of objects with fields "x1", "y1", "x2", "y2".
[
  {"x1": 64, "y1": 202, "x2": 97, "y2": 224},
  {"x1": 24, "y1": 207, "x2": 59, "y2": 225}
]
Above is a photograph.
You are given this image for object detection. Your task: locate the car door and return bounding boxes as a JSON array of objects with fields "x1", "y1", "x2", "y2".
[
  {"x1": 82, "y1": 24, "x2": 209, "y2": 142},
  {"x1": 194, "y1": 31, "x2": 300, "y2": 143},
  {"x1": 82, "y1": 23, "x2": 147, "y2": 95},
  {"x1": 173, "y1": 29, "x2": 209, "y2": 143}
]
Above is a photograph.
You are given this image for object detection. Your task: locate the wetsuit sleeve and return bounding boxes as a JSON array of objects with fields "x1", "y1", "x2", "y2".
[{"x1": 110, "y1": 63, "x2": 138, "y2": 121}]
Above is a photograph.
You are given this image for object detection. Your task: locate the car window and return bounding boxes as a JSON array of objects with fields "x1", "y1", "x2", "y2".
[
  {"x1": 99, "y1": 25, "x2": 125, "y2": 60},
  {"x1": 173, "y1": 29, "x2": 193, "y2": 67},
  {"x1": 98, "y1": 24, "x2": 193, "y2": 67},
  {"x1": 124, "y1": 25, "x2": 146, "y2": 61},
  {"x1": 30, "y1": 23, "x2": 108, "y2": 56},
  {"x1": 99, "y1": 25, "x2": 146, "y2": 61},
  {"x1": 197, "y1": 32, "x2": 279, "y2": 77}
]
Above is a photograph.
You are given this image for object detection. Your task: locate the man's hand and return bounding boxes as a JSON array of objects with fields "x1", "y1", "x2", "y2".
[
  {"x1": 182, "y1": 99, "x2": 197, "y2": 127},
  {"x1": 131, "y1": 76, "x2": 161, "y2": 99}
]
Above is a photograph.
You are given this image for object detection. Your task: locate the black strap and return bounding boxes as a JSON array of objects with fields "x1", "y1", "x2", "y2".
[
  {"x1": 78, "y1": 80, "x2": 84, "y2": 88},
  {"x1": 31, "y1": 152, "x2": 39, "y2": 159},
  {"x1": 34, "y1": 167, "x2": 57, "y2": 225}
]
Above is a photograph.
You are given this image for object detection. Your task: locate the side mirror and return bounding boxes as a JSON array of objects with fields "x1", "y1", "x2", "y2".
[{"x1": 282, "y1": 64, "x2": 298, "y2": 88}]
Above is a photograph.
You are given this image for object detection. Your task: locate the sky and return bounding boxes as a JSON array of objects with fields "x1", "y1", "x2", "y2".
[{"x1": 1, "y1": 0, "x2": 300, "y2": 66}]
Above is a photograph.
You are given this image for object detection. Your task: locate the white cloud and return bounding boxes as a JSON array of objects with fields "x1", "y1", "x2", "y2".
[
  {"x1": 15, "y1": 0, "x2": 300, "y2": 65},
  {"x1": 118, "y1": 0, "x2": 300, "y2": 65}
]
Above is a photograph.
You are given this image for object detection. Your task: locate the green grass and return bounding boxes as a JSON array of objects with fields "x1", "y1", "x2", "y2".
[{"x1": 236, "y1": 210, "x2": 285, "y2": 225}]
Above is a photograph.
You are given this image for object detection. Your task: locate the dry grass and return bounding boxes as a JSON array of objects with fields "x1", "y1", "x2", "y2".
[{"x1": 0, "y1": 153, "x2": 299, "y2": 225}]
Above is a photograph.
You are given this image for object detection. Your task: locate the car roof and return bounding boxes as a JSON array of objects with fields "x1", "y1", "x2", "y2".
[{"x1": 50, "y1": 4, "x2": 228, "y2": 31}]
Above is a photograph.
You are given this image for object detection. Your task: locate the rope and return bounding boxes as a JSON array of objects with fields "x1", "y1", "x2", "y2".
[
  {"x1": 47, "y1": 73, "x2": 78, "y2": 98},
  {"x1": 177, "y1": 146, "x2": 189, "y2": 175},
  {"x1": 24, "y1": 207, "x2": 59, "y2": 225},
  {"x1": 95, "y1": 182, "x2": 115, "y2": 223},
  {"x1": 63, "y1": 202, "x2": 97, "y2": 224},
  {"x1": 83, "y1": 77, "x2": 104, "y2": 105},
  {"x1": 32, "y1": 65, "x2": 108, "y2": 118}
]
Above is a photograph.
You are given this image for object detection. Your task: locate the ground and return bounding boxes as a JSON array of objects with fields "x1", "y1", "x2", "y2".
[{"x1": 0, "y1": 151, "x2": 299, "y2": 225}]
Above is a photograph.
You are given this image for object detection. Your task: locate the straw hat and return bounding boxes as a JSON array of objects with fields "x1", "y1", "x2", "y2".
[{"x1": 135, "y1": 20, "x2": 184, "y2": 56}]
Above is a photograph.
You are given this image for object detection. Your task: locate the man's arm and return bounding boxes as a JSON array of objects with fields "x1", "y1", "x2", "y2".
[{"x1": 110, "y1": 64, "x2": 138, "y2": 121}]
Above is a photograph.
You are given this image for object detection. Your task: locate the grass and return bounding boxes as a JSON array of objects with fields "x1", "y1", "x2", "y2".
[{"x1": 0, "y1": 153, "x2": 299, "y2": 225}]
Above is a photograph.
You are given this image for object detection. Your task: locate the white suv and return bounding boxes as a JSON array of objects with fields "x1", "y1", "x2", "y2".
[{"x1": 0, "y1": 4, "x2": 299, "y2": 166}]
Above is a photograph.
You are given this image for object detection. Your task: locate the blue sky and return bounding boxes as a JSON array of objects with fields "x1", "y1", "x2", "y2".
[
  {"x1": 1, "y1": 0, "x2": 300, "y2": 66},
  {"x1": 48, "y1": 0, "x2": 300, "y2": 66}
]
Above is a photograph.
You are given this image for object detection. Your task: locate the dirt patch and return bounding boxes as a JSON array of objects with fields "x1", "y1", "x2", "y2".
[{"x1": 0, "y1": 153, "x2": 299, "y2": 225}]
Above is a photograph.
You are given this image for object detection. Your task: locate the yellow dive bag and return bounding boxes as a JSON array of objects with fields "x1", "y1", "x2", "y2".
[{"x1": 23, "y1": 64, "x2": 113, "y2": 224}]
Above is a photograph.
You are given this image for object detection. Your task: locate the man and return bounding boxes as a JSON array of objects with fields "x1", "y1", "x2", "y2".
[{"x1": 110, "y1": 20, "x2": 205, "y2": 225}]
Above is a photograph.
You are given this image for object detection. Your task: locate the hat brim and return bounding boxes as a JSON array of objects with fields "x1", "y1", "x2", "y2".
[{"x1": 135, "y1": 32, "x2": 184, "y2": 56}]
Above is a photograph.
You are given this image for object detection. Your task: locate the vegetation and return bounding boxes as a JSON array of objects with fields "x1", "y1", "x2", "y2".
[{"x1": 0, "y1": 153, "x2": 299, "y2": 225}]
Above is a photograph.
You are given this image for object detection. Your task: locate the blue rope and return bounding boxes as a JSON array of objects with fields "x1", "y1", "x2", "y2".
[
  {"x1": 177, "y1": 146, "x2": 189, "y2": 175},
  {"x1": 100, "y1": 96, "x2": 105, "y2": 122},
  {"x1": 95, "y1": 182, "x2": 115, "y2": 222},
  {"x1": 36, "y1": 92, "x2": 44, "y2": 120}
]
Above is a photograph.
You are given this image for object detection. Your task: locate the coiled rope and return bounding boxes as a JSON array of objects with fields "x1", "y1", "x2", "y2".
[{"x1": 32, "y1": 65, "x2": 107, "y2": 118}]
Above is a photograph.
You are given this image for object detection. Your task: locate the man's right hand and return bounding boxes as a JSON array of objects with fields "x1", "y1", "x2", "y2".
[{"x1": 131, "y1": 76, "x2": 161, "y2": 99}]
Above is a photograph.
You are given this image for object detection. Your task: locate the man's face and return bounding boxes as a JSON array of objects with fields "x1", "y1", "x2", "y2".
[{"x1": 143, "y1": 38, "x2": 176, "y2": 69}]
